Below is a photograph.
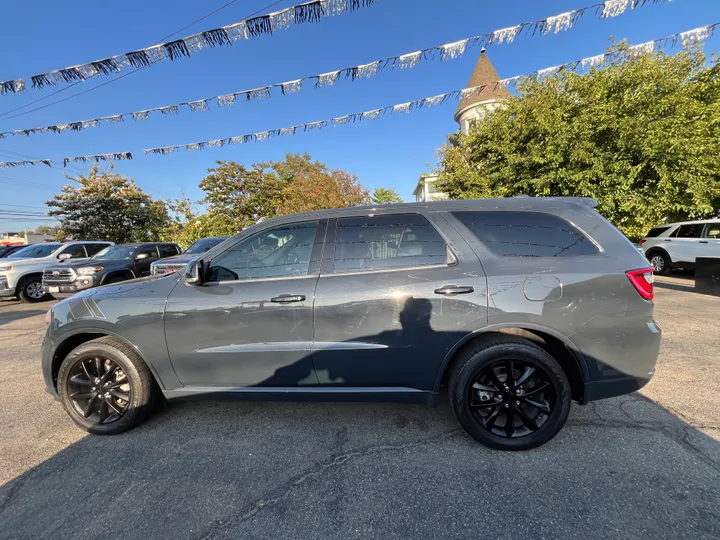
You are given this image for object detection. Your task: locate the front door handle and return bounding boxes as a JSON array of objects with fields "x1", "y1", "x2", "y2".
[
  {"x1": 271, "y1": 294, "x2": 306, "y2": 303},
  {"x1": 699, "y1": 240, "x2": 708, "y2": 244},
  {"x1": 434, "y1": 285, "x2": 474, "y2": 295}
]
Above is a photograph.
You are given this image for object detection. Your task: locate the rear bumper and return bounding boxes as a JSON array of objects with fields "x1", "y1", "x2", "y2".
[
  {"x1": 571, "y1": 317, "x2": 661, "y2": 403},
  {"x1": 583, "y1": 372, "x2": 653, "y2": 403}
]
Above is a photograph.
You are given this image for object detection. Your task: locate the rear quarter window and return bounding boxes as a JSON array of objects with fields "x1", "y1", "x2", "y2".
[
  {"x1": 645, "y1": 226, "x2": 671, "y2": 238},
  {"x1": 453, "y1": 211, "x2": 597, "y2": 257}
]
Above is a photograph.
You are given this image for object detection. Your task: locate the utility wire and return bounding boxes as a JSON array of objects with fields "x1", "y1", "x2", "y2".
[{"x1": 0, "y1": 0, "x2": 286, "y2": 121}]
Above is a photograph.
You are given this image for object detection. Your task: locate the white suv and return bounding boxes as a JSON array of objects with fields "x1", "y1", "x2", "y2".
[
  {"x1": 640, "y1": 219, "x2": 720, "y2": 275},
  {"x1": 0, "y1": 241, "x2": 112, "y2": 303}
]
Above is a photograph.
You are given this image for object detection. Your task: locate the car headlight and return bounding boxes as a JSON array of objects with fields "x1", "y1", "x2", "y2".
[
  {"x1": 77, "y1": 266, "x2": 103, "y2": 275},
  {"x1": 0, "y1": 265, "x2": 12, "y2": 272}
]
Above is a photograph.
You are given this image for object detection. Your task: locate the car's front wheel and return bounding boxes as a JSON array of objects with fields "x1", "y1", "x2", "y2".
[
  {"x1": 18, "y1": 277, "x2": 50, "y2": 303},
  {"x1": 57, "y1": 336, "x2": 158, "y2": 435},
  {"x1": 449, "y1": 335, "x2": 571, "y2": 451}
]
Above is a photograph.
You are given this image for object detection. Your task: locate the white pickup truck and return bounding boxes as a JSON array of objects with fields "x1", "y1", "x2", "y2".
[{"x1": 0, "y1": 241, "x2": 112, "y2": 302}]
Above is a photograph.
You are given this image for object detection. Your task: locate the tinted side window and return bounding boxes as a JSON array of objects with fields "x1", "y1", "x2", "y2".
[
  {"x1": 158, "y1": 245, "x2": 179, "y2": 258},
  {"x1": 61, "y1": 244, "x2": 87, "y2": 259},
  {"x1": 646, "y1": 226, "x2": 670, "y2": 238},
  {"x1": 334, "y1": 214, "x2": 446, "y2": 272},
  {"x1": 209, "y1": 221, "x2": 319, "y2": 281},
  {"x1": 703, "y1": 223, "x2": 720, "y2": 239},
  {"x1": 85, "y1": 243, "x2": 111, "y2": 256},
  {"x1": 675, "y1": 224, "x2": 704, "y2": 238},
  {"x1": 137, "y1": 245, "x2": 159, "y2": 259},
  {"x1": 454, "y1": 211, "x2": 597, "y2": 257}
]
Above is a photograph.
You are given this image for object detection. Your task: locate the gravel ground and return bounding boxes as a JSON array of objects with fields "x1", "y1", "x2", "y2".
[{"x1": 0, "y1": 280, "x2": 718, "y2": 540}]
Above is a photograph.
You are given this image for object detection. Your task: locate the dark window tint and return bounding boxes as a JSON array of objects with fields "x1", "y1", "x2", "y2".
[
  {"x1": 84, "y1": 243, "x2": 111, "y2": 257},
  {"x1": 645, "y1": 226, "x2": 670, "y2": 238},
  {"x1": 136, "y1": 245, "x2": 159, "y2": 259},
  {"x1": 209, "y1": 221, "x2": 319, "y2": 281},
  {"x1": 334, "y1": 214, "x2": 446, "y2": 272},
  {"x1": 60, "y1": 244, "x2": 87, "y2": 259},
  {"x1": 675, "y1": 224, "x2": 704, "y2": 238},
  {"x1": 184, "y1": 237, "x2": 227, "y2": 254},
  {"x1": 454, "y1": 211, "x2": 597, "y2": 257},
  {"x1": 702, "y1": 223, "x2": 720, "y2": 239},
  {"x1": 158, "y1": 244, "x2": 180, "y2": 258}
]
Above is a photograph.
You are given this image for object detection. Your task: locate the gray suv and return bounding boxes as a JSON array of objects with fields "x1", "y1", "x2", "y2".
[{"x1": 41, "y1": 198, "x2": 661, "y2": 450}]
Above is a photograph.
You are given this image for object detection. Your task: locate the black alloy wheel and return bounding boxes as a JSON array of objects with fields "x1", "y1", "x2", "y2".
[
  {"x1": 448, "y1": 335, "x2": 571, "y2": 450},
  {"x1": 67, "y1": 356, "x2": 131, "y2": 424},
  {"x1": 57, "y1": 336, "x2": 158, "y2": 435},
  {"x1": 468, "y1": 359, "x2": 554, "y2": 438}
]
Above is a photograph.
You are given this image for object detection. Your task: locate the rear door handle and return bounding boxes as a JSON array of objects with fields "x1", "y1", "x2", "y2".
[
  {"x1": 271, "y1": 294, "x2": 306, "y2": 303},
  {"x1": 434, "y1": 285, "x2": 474, "y2": 295},
  {"x1": 664, "y1": 239, "x2": 672, "y2": 242},
  {"x1": 699, "y1": 241, "x2": 708, "y2": 244}
]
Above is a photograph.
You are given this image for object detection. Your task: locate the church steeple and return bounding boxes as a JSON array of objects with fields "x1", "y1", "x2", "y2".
[{"x1": 454, "y1": 49, "x2": 509, "y2": 125}]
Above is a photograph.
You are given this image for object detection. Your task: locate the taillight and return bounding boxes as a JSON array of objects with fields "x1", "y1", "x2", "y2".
[
  {"x1": 626, "y1": 269, "x2": 654, "y2": 300},
  {"x1": 639, "y1": 239, "x2": 646, "y2": 245}
]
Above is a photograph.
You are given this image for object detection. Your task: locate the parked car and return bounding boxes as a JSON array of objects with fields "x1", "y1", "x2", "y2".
[
  {"x1": 0, "y1": 244, "x2": 28, "y2": 258},
  {"x1": 151, "y1": 236, "x2": 229, "y2": 276},
  {"x1": 0, "y1": 241, "x2": 112, "y2": 302},
  {"x1": 640, "y1": 219, "x2": 720, "y2": 274},
  {"x1": 41, "y1": 198, "x2": 660, "y2": 450},
  {"x1": 43, "y1": 242, "x2": 181, "y2": 299}
]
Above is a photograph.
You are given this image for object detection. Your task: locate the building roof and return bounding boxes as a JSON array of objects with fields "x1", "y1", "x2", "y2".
[{"x1": 454, "y1": 49, "x2": 510, "y2": 122}]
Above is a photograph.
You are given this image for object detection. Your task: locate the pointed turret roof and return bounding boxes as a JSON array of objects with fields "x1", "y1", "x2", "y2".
[{"x1": 454, "y1": 49, "x2": 509, "y2": 123}]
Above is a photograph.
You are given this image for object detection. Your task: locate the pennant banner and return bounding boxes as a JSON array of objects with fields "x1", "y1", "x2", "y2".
[
  {"x1": 62, "y1": 152, "x2": 133, "y2": 167},
  {"x1": 0, "y1": 0, "x2": 377, "y2": 96},
  {"x1": 0, "y1": 159, "x2": 51, "y2": 169},
  {"x1": 3, "y1": 19, "x2": 712, "y2": 141},
  {"x1": 0, "y1": 0, "x2": 671, "y2": 96}
]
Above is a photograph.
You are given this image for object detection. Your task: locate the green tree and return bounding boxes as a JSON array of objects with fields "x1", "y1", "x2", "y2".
[
  {"x1": 199, "y1": 153, "x2": 368, "y2": 224},
  {"x1": 371, "y1": 188, "x2": 404, "y2": 205},
  {"x1": 26, "y1": 224, "x2": 65, "y2": 240},
  {"x1": 438, "y1": 44, "x2": 720, "y2": 240},
  {"x1": 46, "y1": 164, "x2": 170, "y2": 243}
]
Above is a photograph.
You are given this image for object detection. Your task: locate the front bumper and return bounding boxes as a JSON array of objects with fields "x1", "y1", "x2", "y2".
[
  {"x1": 43, "y1": 276, "x2": 98, "y2": 298},
  {"x1": 41, "y1": 328, "x2": 58, "y2": 399},
  {"x1": 0, "y1": 276, "x2": 16, "y2": 297}
]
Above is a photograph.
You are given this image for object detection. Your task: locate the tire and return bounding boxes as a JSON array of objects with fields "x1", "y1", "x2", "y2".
[
  {"x1": 18, "y1": 276, "x2": 50, "y2": 303},
  {"x1": 448, "y1": 335, "x2": 571, "y2": 451},
  {"x1": 647, "y1": 251, "x2": 671, "y2": 275},
  {"x1": 57, "y1": 336, "x2": 158, "y2": 435}
]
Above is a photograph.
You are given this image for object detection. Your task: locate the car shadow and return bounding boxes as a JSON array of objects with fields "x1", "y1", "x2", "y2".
[{"x1": 0, "y1": 307, "x2": 47, "y2": 326}]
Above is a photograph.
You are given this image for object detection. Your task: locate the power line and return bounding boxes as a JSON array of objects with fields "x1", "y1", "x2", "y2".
[{"x1": 0, "y1": 0, "x2": 286, "y2": 121}]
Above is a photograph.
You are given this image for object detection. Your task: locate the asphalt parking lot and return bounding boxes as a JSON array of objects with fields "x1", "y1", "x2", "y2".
[{"x1": 0, "y1": 277, "x2": 718, "y2": 540}]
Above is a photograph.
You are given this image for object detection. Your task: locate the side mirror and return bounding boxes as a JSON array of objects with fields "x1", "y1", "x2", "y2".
[
  {"x1": 185, "y1": 259, "x2": 205, "y2": 285},
  {"x1": 58, "y1": 253, "x2": 71, "y2": 260},
  {"x1": 135, "y1": 253, "x2": 150, "y2": 260}
]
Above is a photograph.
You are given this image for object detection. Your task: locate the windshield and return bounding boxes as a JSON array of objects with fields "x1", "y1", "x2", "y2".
[
  {"x1": 184, "y1": 237, "x2": 228, "y2": 255},
  {"x1": 8, "y1": 244, "x2": 61, "y2": 259},
  {"x1": 92, "y1": 245, "x2": 136, "y2": 260}
]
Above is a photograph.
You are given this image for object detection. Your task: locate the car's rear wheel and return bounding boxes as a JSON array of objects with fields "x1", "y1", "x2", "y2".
[
  {"x1": 648, "y1": 251, "x2": 671, "y2": 275},
  {"x1": 18, "y1": 277, "x2": 50, "y2": 303},
  {"x1": 449, "y1": 335, "x2": 571, "y2": 451},
  {"x1": 57, "y1": 336, "x2": 157, "y2": 435}
]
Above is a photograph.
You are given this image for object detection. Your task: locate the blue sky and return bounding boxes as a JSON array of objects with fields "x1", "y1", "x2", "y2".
[{"x1": 0, "y1": 0, "x2": 719, "y2": 231}]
